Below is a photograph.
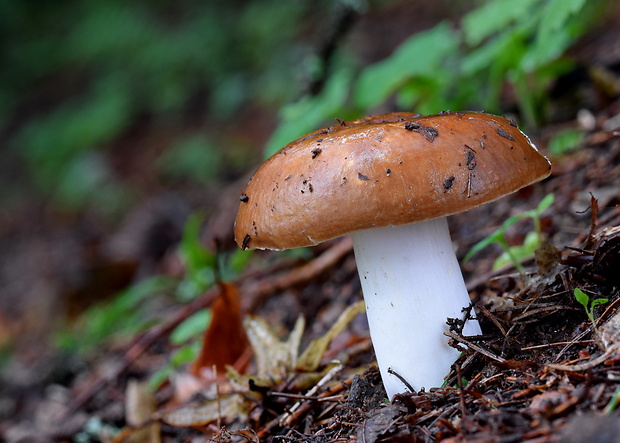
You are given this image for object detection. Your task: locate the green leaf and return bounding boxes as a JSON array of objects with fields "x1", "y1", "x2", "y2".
[
  {"x1": 519, "y1": 193, "x2": 554, "y2": 222},
  {"x1": 604, "y1": 387, "x2": 620, "y2": 414},
  {"x1": 264, "y1": 68, "x2": 353, "y2": 158},
  {"x1": 492, "y1": 231, "x2": 539, "y2": 270},
  {"x1": 461, "y1": 27, "x2": 521, "y2": 75},
  {"x1": 175, "y1": 213, "x2": 217, "y2": 302},
  {"x1": 149, "y1": 343, "x2": 201, "y2": 390},
  {"x1": 149, "y1": 366, "x2": 174, "y2": 391},
  {"x1": 591, "y1": 298, "x2": 610, "y2": 309},
  {"x1": 535, "y1": 193, "x2": 555, "y2": 214},
  {"x1": 463, "y1": 194, "x2": 554, "y2": 266},
  {"x1": 180, "y1": 214, "x2": 215, "y2": 273},
  {"x1": 170, "y1": 343, "x2": 201, "y2": 367},
  {"x1": 170, "y1": 309, "x2": 212, "y2": 346},
  {"x1": 462, "y1": 229, "x2": 504, "y2": 263},
  {"x1": 463, "y1": 213, "x2": 524, "y2": 263},
  {"x1": 547, "y1": 129, "x2": 584, "y2": 155},
  {"x1": 354, "y1": 22, "x2": 459, "y2": 110},
  {"x1": 520, "y1": 30, "x2": 572, "y2": 73},
  {"x1": 573, "y1": 288, "x2": 589, "y2": 310},
  {"x1": 461, "y1": 0, "x2": 540, "y2": 46},
  {"x1": 220, "y1": 248, "x2": 254, "y2": 281},
  {"x1": 539, "y1": 0, "x2": 588, "y2": 34}
]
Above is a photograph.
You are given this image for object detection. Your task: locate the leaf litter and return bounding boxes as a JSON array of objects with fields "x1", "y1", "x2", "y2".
[
  {"x1": 5, "y1": 93, "x2": 620, "y2": 443},
  {"x1": 106, "y1": 116, "x2": 620, "y2": 442}
]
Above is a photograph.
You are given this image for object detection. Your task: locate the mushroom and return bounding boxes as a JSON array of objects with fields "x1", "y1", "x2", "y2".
[{"x1": 234, "y1": 112, "x2": 551, "y2": 400}]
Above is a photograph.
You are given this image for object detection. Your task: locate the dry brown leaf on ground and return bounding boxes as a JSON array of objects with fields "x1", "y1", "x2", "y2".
[
  {"x1": 243, "y1": 315, "x2": 305, "y2": 382},
  {"x1": 296, "y1": 300, "x2": 365, "y2": 372},
  {"x1": 161, "y1": 393, "x2": 252, "y2": 428},
  {"x1": 189, "y1": 282, "x2": 250, "y2": 380},
  {"x1": 158, "y1": 300, "x2": 365, "y2": 434}
]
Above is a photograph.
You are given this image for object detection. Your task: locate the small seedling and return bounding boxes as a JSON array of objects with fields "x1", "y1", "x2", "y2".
[
  {"x1": 604, "y1": 386, "x2": 620, "y2": 415},
  {"x1": 573, "y1": 288, "x2": 608, "y2": 333},
  {"x1": 463, "y1": 193, "x2": 554, "y2": 271}
]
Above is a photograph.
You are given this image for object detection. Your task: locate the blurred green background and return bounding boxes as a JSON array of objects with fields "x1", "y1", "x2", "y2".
[
  {"x1": 2, "y1": 0, "x2": 610, "y2": 224},
  {"x1": 1, "y1": 0, "x2": 343, "y2": 218}
]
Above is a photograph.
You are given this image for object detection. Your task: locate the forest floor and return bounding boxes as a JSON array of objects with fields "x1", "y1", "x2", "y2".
[{"x1": 2, "y1": 100, "x2": 620, "y2": 443}]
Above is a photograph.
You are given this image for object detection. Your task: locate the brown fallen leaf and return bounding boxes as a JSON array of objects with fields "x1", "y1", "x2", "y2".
[
  {"x1": 296, "y1": 301, "x2": 365, "y2": 372},
  {"x1": 243, "y1": 315, "x2": 305, "y2": 380},
  {"x1": 124, "y1": 379, "x2": 161, "y2": 443},
  {"x1": 357, "y1": 403, "x2": 407, "y2": 442},
  {"x1": 189, "y1": 282, "x2": 249, "y2": 379},
  {"x1": 162, "y1": 394, "x2": 251, "y2": 427}
]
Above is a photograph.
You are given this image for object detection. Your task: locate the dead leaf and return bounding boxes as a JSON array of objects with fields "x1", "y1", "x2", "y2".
[
  {"x1": 296, "y1": 300, "x2": 365, "y2": 371},
  {"x1": 357, "y1": 404, "x2": 407, "y2": 442},
  {"x1": 228, "y1": 301, "x2": 364, "y2": 390},
  {"x1": 190, "y1": 282, "x2": 249, "y2": 378},
  {"x1": 124, "y1": 379, "x2": 161, "y2": 443},
  {"x1": 243, "y1": 315, "x2": 305, "y2": 378},
  {"x1": 171, "y1": 372, "x2": 209, "y2": 405},
  {"x1": 162, "y1": 394, "x2": 250, "y2": 427}
]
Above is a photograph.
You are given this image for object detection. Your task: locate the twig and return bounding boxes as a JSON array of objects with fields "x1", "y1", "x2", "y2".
[
  {"x1": 280, "y1": 363, "x2": 344, "y2": 426},
  {"x1": 424, "y1": 403, "x2": 461, "y2": 428},
  {"x1": 477, "y1": 305, "x2": 508, "y2": 337},
  {"x1": 256, "y1": 373, "x2": 351, "y2": 439},
  {"x1": 521, "y1": 340, "x2": 594, "y2": 351},
  {"x1": 456, "y1": 365, "x2": 470, "y2": 435},
  {"x1": 444, "y1": 331, "x2": 506, "y2": 363},
  {"x1": 267, "y1": 392, "x2": 344, "y2": 402},
  {"x1": 555, "y1": 328, "x2": 593, "y2": 362},
  {"x1": 547, "y1": 345, "x2": 619, "y2": 372},
  {"x1": 242, "y1": 237, "x2": 353, "y2": 311},
  {"x1": 582, "y1": 193, "x2": 599, "y2": 250},
  {"x1": 387, "y1": 367, "x2": 415, "y2": 394},
  {"x1": 512, "y1": 305, "x2": 577, "y2": 322},
  {"x1": 214, "y1": 364, "x2": 221, "y2": 430},
  {"x1": 598, "y1": 298, "x2": 620, "y2": 326}
]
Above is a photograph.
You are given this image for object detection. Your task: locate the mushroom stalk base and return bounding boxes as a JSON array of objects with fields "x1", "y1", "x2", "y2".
[{"x1": 351, "y1": 217, "x2": 481, "y2": 400}]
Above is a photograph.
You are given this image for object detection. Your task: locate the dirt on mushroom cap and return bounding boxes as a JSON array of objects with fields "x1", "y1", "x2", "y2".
[{"x1": 235, "y1": 112, "x2": 552, "y2": 251}]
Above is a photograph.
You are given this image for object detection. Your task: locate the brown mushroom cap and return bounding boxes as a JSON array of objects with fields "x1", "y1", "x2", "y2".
[{"x1": 235, "y1": 112, "x2": 552, "y2": 250}]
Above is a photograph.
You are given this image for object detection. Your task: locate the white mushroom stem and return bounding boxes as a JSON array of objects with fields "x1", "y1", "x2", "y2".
[{"x1": 351, "y1": 217, "x2": 481, "y2": 400}]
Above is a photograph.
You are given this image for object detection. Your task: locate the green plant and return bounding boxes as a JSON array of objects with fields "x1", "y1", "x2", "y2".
[
  {"x1": 2, "y1": 0, "x2": 325, "y2": 212},
  {"x1": 573, "y1": 288, "x2": 609, "y2": 332},
  {"x1": 354, "y1": 22, "x2": 460, "y2": 114},
  {"x1": 460, "y1": 0, "x2": 598, "y2": 127},
  {"x1": 157, "y1": 135, "x2": 223, "y2": 185},
  {"x1": 149, "y1": 215, "x2": 253, "y2": 388},
  {"x1": 176, "y1": 213, "x2": 253, "y2": 302},
  {"x1": 55, "y1": 276, "x2": 174, "y2": 354},
  {"x1": 604, "y1": 386, "x2": 620, "y2": 414},
  {"x1": 55, "y1": 212, "x2": 252, "y2": 359},
  {"x1": 463, "y1": 193, "x2": 554, "y2": 271},
  {"x1": 149, "y1": 330, "x2": 204, "y2": 390},
  {"x1": 175, "y1": 214, "x2": 217, "y2": 302},
  {"x1": 547, "y1": 128, "x2": 585, "y2": 155},
  {"x1": 266, "y1": 0, "x2": 606, "y2": 158}
]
